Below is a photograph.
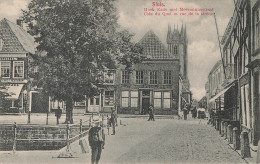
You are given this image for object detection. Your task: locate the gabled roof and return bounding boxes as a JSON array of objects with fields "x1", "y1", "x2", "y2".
[
  {"x1": 0, "y1": 18, "x2": 37, "y2": 54},
  {"x1": 138, "y1": 30, "x2": 174, "y2": 59}
]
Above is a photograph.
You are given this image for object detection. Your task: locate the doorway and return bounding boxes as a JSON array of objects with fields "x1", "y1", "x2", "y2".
[
  {"x1": 88, "y1": 96, "x2": 100, "y2": 113},
  {"x1": 142, "y1": 98, "x2": 150, "y2": 114}
]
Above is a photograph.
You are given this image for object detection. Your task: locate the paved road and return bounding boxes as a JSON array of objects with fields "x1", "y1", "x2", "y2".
[
  {"x1": 100, "y1": 118, "x2": 245, "y2": 164},
  {"x1": 0, "y1": 116, "x2": 246, "y2": 164}
]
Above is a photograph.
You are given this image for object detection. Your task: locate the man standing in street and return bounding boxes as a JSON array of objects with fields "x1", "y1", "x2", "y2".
[
  {"x1": 110, "y1": 108, "x2": 117, "y2": 135},
  {"x1": 183, "y1": 105, "x2": 188, "y2": 120},
  {"x1": 55, "y1": 106, "x2": 62, "y2": 124},
  {"x1": 88, "y1": 121, "x2": 105, "y2": 164}
]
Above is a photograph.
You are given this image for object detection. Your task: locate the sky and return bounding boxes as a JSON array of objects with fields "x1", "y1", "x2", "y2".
[{"x1": 0, "y1": 0, "x2": 235, "y2": 101}]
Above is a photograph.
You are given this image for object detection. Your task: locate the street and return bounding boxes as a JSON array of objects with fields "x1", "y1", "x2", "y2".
[
  {"x1": 0, "y1": 115, "x2": 246, "y2": 164},
  {"x1": 100, "y1": 117, "x2": 245, "y2": 164}
]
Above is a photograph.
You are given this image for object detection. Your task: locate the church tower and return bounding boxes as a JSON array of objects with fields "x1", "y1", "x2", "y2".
[{"x1": 167, "y1": 24, "x2": 188, "y2": 80}]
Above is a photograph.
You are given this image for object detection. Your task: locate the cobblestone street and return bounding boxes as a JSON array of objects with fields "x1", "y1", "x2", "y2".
[
  {"x1": 0, "y1": 116, "x2": 246, "y2": 164},
  {"x1": 100, "y1": 117, "x2": 246, "y2": 164}
]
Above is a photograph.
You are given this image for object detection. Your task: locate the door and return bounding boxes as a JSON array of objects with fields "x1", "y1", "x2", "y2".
[
  {"x1": 88, "y1": 96, "x2": 101, "y2": 113},
  {"x1": 142, "y1": 98, "x2": 150, "y2": 114}
]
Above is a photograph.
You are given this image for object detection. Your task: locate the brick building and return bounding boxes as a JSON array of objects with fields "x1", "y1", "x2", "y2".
[{"x1": 82, "y1": 25, "x2": 191, "y2": 115}]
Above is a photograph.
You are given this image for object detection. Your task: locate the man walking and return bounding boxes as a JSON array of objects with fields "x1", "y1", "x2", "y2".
[
  {"x1": 88, "y1": 121, "x2": 105, "y2": 164},
  {"x1": 147, "y1": 105, "x2": 155, "y2": 121}
]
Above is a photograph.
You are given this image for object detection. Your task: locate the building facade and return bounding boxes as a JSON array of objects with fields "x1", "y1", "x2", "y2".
[
  {"x1": 206, "y1": 0, "x2": 260, "y2": 146},
  {"x1": 248, "y1": 0, "x2": 260, "y2": 146},
  {"x1": 0, "y1": 18, "x2": 63, "y2": 114},
  {"x1": 82, "y1": 26, "x2": 191, "y2": 115}
]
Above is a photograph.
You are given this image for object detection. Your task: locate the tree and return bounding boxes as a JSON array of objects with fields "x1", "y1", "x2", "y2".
[{"x1": 22, "y1": 0, "x2": 144, "y2": 123}]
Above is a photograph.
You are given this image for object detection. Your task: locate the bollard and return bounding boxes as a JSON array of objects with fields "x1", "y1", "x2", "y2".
[
  {"x1": 233, "y1": 127, "x2": 240, "y2": 150},
  {"x1": 80, "y1": 119, "x2": 82, "y2": 134},
  {"x1": 219, "y1": 120, "x2": 222, "y2": 135},
  {"x1": 220, "y1": 121, "x2": 225, "y2": 136},
  {"x1": 257, "y1": 140, "x2": 260, "y2": 164},
  {"x1": 12, "y1": 122, "x2": 17, "y2": 154},
  {"x1": 57, "y1": 123, "x2": 73, "y2": 158},
  {"x1": 227, "y1": 124, "x2": 233, "y2": 144},
  {"x1": 216, "y1": 118, "x2": 219, "y2": 131},
  {"x1": 240, "y1": 131, "x2": 251, "y2": 158},
  {"x1": 224, "y1": 122, "x2": 228, "y2": 139},
  {"x1": 66, "y1": 123, "x2": 70, "y2": 152}
]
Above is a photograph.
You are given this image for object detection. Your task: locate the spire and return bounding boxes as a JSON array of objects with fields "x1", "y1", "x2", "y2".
[
  {"x1": 167, "y1": 24, "x2": 171, "y2": 43},
  {"x1": 184, "y1": 24, "x2": 188, "y2": 43},
  {"x1": 181, "y1": 23, "x2": 184, "y2": 35}
]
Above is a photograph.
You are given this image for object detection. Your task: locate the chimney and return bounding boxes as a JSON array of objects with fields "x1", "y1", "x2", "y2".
[{"x1": 16, "y1": 19, "x2": 23, "y2": 27}]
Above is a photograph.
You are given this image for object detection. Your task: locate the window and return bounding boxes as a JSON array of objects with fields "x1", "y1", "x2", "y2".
[
  {"x1": 13, "y1": 61, "x2": 24, "y2": 78},
  {"x1": 131, "y1": 91, "x2": 138, "y2": 107},
  {"x1": 174, "y1": 46, "x2": 178, "y2": 54},
  {"x1": 150, "y1": 71, "x2": 158, "y2": 84},
  {"x1": 255, "y1": 8, "x2": 260, "y2": 49},
  {"x1": 164, "y1": 71, "x2": 172, "y2": 84},
  {"x1": 104, "y1": 91, "x2": 114, "y2": 106},
  {"x1": 121, "y1": 91, "x2": 129, "y2": 107},
  {"x1": 154, "y1": 92, "x2": 161, "y2": 108},
  {"x1": 136, "y1": 71, "x2": 143, "y2": 84},
  {"x1": 104, "y1": 70, "x2": 114, "y2": 84},
  {"x1": 75, "y1": 100, "x2": 86, "y2": 106},
  {"x1": 122, "y1": 70, "x2": 130, "y2": 84},
  {"x1": 163, "y1": 92, "x2": 171, "y2": 108},
  {"x1": 1, "y1": 61, "x2": 10, "y2": 78},
  {"x1": 89, "y1": 97, "x2": 99, "y2": 106}
]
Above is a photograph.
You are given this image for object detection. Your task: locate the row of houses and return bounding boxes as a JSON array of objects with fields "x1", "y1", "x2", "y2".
[
  {"x1": 206, "y1": 0, "x2": 260, "y2": 146},
  {"x1": 0, "y1": 18, "x2": 192, "y2": 115}
]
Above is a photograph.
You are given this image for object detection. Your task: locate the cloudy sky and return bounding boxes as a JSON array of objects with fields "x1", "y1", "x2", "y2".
[{"x1": 0, "y1": 0, "x2": 235, "y2": 100}]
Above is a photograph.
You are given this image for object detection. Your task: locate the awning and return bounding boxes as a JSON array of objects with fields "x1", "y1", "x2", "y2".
[
  {"x1": 246, "y1": 59, "x2": 260, "y2": 69},
  {"x1": 209, "y1": 84, "x2": 234, "y2": 103},
  {"x1": 5, "y1": 84, "x2": 24, "y2": 100}
]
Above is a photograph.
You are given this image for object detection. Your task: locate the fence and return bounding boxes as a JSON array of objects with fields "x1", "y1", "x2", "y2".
[{"x1": 10, "y1": 113, "x2": 105, "y2": 154}]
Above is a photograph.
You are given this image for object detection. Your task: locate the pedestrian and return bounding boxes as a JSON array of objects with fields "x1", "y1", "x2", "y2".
[
  {"x1": 150, "y1": 105, "x2": 155, "y2": 121},
  {"x1": 88, "y1": 121, "x2": 105, "y2": 164},
  {"x1": 55, "y1": 106, "x2": 62, "y2": 124},
  {"x1": 147, "y1": 105, "x2": 155, "y2": 121},
  {"x1": 110, "y1": 108, "x2": 116, "y2": 135},
  {"x1": 192, "y1": 107, "x2": 197, "y2": 119},
  {"x1": 183, "y1": 105, "x2": 188, "y2": 120}
]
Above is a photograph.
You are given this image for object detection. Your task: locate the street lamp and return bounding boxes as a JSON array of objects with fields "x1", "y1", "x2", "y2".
[{"x1": 23, "y1": 90, "x2": 30, "y2": 124}]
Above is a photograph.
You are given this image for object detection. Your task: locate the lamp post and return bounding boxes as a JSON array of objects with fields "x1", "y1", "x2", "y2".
[{"x1": 23, "y1": 90, "x2": 30, "y2": 124}]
